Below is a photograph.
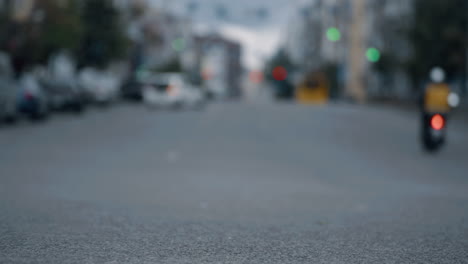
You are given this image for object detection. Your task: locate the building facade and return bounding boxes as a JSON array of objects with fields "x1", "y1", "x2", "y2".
[
  {"x1": 193, "y1": 34, "x2": 242, "y2": 98},
  {"x1": 284, "y1": 0, "x2": 415, "y2": 101}
]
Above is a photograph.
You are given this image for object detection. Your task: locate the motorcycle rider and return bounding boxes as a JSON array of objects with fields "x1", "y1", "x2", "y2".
[{"x1": 420, "y1": 67, "x2": 456, "y2": 151}]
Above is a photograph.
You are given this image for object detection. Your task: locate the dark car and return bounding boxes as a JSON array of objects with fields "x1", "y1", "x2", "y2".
[
  {"x1": 121, "y1": 76, "x2": 144, "y2": 101},
  {"x1": 17, "y1": 72, "x2": 50, "y2": 120}
]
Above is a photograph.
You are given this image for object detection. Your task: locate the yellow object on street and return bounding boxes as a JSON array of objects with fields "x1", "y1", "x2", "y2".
[
  {"x1": 424, "y1": 83, "x2": 450, "y2": 113},
  {"x1": 296, "y1": 72, "x2": 329, "y2": 104}
]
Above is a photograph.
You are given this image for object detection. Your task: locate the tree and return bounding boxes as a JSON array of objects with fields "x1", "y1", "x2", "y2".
[
  {"x1": 408, "y1": 0, "x2": 467, "y2": 88},
  {"x1": 0, "y1": 0, "x2": 83, "y2": 74},
  {"x1": 0, "y1": 4, "x2": 10, "y2": 48},
  {"x1": 33, "y1": 0, "x2": 83, "y2": 63},
  {"x1": 79, "y1": 0, "x2": 128, "y2": 68},
  {"x1": 153, "y1": 57, "x2": 182, "y2": 73}
]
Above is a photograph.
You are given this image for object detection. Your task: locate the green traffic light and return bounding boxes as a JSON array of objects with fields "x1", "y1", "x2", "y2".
[
  {"x1": 366, "y1": 48, "x2": 380, "y2": 62},
  {"x1": 172, "y1": 38, "x2": 185, "y2": 52},
  {"x1": 326, "y1": 27, "x2": 341, "y2": 42}
]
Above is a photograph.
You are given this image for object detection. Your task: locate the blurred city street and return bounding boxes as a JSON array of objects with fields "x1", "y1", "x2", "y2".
[
  {"x1": 1, "y1": 100, "x2": 467, "y2": 263},
  {"x1": 1, "y1": 0, "x2": 468, "y2": 262}
]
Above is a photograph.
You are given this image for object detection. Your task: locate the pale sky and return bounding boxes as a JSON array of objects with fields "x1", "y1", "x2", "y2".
[{"x1": 148, "y1": 0, "x2": 307, "y2": 70}]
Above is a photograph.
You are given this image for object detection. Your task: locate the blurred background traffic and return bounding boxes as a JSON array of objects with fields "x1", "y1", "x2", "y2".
[
  {"x1": 1, "y1": 1, "x2": 468, "y2": 262},
  {"x1": 0, "y1": 0, "x2": 466, "y2": 123}
]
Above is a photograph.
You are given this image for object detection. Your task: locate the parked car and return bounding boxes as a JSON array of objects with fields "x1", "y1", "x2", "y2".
[
  {"x1": 121, "y1": 76, "x2": 143, "y2": 101},
  {"x1": 181, "y1": 84, "x2": 205, "y2": 110},
  {"x1": 17, "y1": 71, "x2": 50, "y2": 120},
  {"x1": 38, "y1": 53, "x2": 85, "y2": 113},
  {"x1": 141, "y1": 73, "x2": 205, "y2": 110},
  {"x1": 78, "y1": 68, "x2": 120, "y2": 105},
  {"x1": 0, "y1": 52, "x2": 19, "y2": 123},
  {"x1": 39, "y1": 77, "x2": 85, "y2": 113}
]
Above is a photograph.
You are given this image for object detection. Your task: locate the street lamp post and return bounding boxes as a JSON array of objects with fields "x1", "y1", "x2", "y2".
[{"x1": 346, "y1": 0, "x2": 367, "y2": 103}]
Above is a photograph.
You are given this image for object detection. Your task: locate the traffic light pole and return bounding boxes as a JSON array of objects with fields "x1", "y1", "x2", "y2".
[{"x1": 346, "y1": 0, "x2": 367, "y2": 103}]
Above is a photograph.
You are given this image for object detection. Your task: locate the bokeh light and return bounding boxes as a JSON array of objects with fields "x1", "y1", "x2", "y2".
[
  {"x1": 431, "y1": 114, "x2": 445, "y2": 130},
  {"x1": 249, "y1": 71, "x2": 264, "y2": 84},
  {"x1": 272, "y1": 66, "x2": 287, "y2": 81},
  {"x1": 172, "y1": 38, "x2": 185, "y2": 52},
  {"x1": 366, "y1": 48, "x2": 380, "y2": 62},
  {"x1": 448, "y1": 92, "x2": 460, "y2": 108},
  {"x1": 202, "y1": 70, "x2": 213, "y2": 81},
  {"x1": 326, "y1": 27, "x2": 341, "y2": 42}
]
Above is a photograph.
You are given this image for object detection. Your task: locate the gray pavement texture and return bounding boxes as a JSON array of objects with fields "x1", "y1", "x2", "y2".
[{"x1": 1, "y1": 102, "x2": 468, "y2": 264}]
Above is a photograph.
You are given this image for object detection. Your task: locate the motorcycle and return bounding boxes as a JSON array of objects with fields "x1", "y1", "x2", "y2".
[
  {"x1": 419, "y1": 67, "x2": 462, "y2": 153},
  {"x1": 421, "y1": 113, "x2": 446, "y2": 152}
]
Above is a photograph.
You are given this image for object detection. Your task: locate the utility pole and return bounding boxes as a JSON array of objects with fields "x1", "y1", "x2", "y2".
[{"x1": 346, "y1": 0, "x2": 367, "y2": 103}]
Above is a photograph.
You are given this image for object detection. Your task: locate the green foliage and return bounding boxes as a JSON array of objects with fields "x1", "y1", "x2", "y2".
[
  {"x1": 1, "y1": 0, "x2": 129, "y2": 72},
  {"x1": 153, "y1": 57, "x2": 183, "y2": 73},
  {"x1": 408, "y1": 0, "x2": 467, "y2": 83},
  {"x1": 0, "y1": 0, "x2": 83, "y2": 66},
  {"x1": 0, "y1": 10, "x2": 9, "y2": 50},
  {"x1": 79, "y1": 0, "x2": 129, "y2": 68},
  {"x1": 35, "y1": 0, "x2": 83, "y2": 63}
]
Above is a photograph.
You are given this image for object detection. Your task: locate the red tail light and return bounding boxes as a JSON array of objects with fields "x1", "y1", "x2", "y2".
[
  {"x1": 430, "y1": 114, "x2": 445, "y2": 130},
  {"x1": 167, "y1": 85, "x2": 179, "y2": 96}
]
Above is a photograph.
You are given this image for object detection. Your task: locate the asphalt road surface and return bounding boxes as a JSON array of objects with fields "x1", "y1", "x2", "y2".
[{"x1": 1, "y1": 102, "x2": 467, "y2": 263}]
